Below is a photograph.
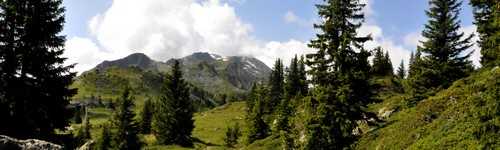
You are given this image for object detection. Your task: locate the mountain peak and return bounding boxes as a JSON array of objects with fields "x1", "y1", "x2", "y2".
[{"x1": 95, "y1": 52, "x2": 156, "y2": 71}]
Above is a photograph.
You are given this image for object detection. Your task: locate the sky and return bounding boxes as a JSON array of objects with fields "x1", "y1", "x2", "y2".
[{"x1": 62, "y1": 0, "x2": 480, "y2": 73}]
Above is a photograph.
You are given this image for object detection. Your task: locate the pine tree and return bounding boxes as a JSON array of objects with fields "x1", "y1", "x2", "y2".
[
  {"x1": 371, "y1": 47, "x2": 393, "y2": 76},
  {"x1": 96, "y1": 124, "x2": 111, "y2": 150},
  {"x1": 224, "y1": 123, "x2": 241, "y2": 147},
  {"x1": 0, "y1": 0, "x2": 76, "y2": 139},
  {"x1": 247, "y1": 84, "x2": 269, "y2": 144},
  {"x1": 140, "y1": 98, "x2": 153, "y2": 134},
  {"x1": 397, "y1": 60, "x2": 406, "y2": 79},
  {"x1": 113, "y1": 87, "x2": 141, "y2": 150},
  {"x1": 267, "y1": 59, "x2": 284, "y2": 113},
  {"x1": 298, "y1": 56, "x2": 308, "y2": 96},
  {"x1": 153, "y1": 60, "x2": 194, "y2": 146},
  {"x1": 410, "y1": 0, "x2": 474, "y2": 98},
  {"x1": 471, "y1": 0, "x2": 500, "y2": 67},
  {"x1": 305, "y1": 0, "x2": 373, "y2": 148},
  {"x1": 384, "y1": 52, "x2": 394, "y2": 75}
]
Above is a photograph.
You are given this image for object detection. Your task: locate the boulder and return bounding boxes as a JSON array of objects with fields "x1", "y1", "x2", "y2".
[{"x1": 0, "y1": 135, "x2": 63, "y2": 150}]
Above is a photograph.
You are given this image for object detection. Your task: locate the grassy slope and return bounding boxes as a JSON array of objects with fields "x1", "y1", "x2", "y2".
[
  {"x1": 356, "y1": 67, "x2": 500, "y2": 150},
  {"x1": 77, "y1": 102, "x2": 248, "y2": 150}
]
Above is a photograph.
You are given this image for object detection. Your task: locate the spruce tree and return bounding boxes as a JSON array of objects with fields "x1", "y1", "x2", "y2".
[
  {"x1": 471, "y1": 0, "x2": 500, "y2": 67},
  {"x1": 371, "y1": 47, "x2": 393, "y2": 76},
  {"x1": 285, "y1": 55, "x2": 308, "y2": 98},
  {"x1": 224, "y1": 123, "x2": 241, "y2": 147},
  {"x1": 153, "y1": 60, "x2": 194, "y2": 146},
  {"x1": 140, "y1": 98, "x2": 153, "y2": 134},
  {"x1": 0, "y1": 0, "x2": 76, "y2": 139},
  {"x1": 397, "y1": 60, "x2": 406, "y2": 79},
  {"x1": 305, "y1": 0, "x2": 373, "y2": 148},
  {"x1": 96, "y1": 124, "x2": 111, "y2": 150},
  {"x1": 267, "y1": 59, "x2": 284, "y2": 113},
  {"x1": 113, "y1": 87, "x2": 141, "y2": 150},
  {"x1": 247, "y1": 84, "x2": 269, "y2": 144},
  {"x1": 384, "y1": 52, "x2": 394, "y2": 75},
  {"x1": 371, "y1": 47, "x2": 386, "y2": 76},
  {"x1": 410, "y1": 0, "x2": 474, "y2": 98},
  {"x1": 298, "y1": 56, "x2": 308, "y2": 96}
]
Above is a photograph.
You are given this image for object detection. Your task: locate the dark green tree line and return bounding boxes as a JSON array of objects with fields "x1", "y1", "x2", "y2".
[
  {"x1": 471, "y1": 0, "x2": 500, "y2": 67},
  {"x1": 0, "y1": 0, "x2": 76, "y2": 139}
]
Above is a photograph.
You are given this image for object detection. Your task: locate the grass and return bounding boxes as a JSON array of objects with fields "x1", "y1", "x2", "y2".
[
  {"x1": 355, "y1": 67, "x2": 500, "y2": 150},
  {"x1": 74, "y1": 101, "x2": 248, "y2": 149}
]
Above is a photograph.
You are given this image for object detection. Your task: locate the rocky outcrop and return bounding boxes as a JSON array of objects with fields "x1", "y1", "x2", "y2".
[
  {"x1": 76, "y1": 140, "x2": 95, "y2": 150},
  {"x1": 0, "y1": 135, "x2": 63, "y2": 150}
]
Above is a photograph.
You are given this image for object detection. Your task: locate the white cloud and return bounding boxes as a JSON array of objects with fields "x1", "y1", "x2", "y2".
[
  {"x1": 64, "y1": 0, "x2": 313, "y2": 73},
  {"x1": 460, "y1": 25, "x2": 481, "y2": 67},
  {"x1": 284, "y1": 11, "x2": 298, "y2": 23},
  {"x1": 254, "y1": 40, "x2": 315, "y2": 67},
  {"x1": 358, "y1": 0, "x2": 412, "y2": 70},
  {"x1": 403, "y1": 31, "x2": 424, "y2": 48},
  {"x1": 63, "y1": 37, "x2": 105, "y2": 73}
]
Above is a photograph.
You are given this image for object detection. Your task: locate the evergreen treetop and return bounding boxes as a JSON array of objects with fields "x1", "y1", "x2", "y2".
[
  {"x1": 0, "y1": 0, "x2": 76, "y2": 139},
  {"x1": 153, "y1": 60, "x2": 194, "y2": 146},
  {"x1": 471, "y1": 0, "x2": 500, "y2": 67},
  {"x1": 113, "y1": 87, "x2": 141, "y2": 150}
]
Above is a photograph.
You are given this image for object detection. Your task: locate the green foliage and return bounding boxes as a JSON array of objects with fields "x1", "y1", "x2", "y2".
[
  {"x1": 409, "y1": 0, "x2": 474, "y2": 101},
  {"x1": 285, "y1": 55, "x2": 308, "y2": 99},
  {"x1": 247, "y1": 84, "x2": 270, "y2": 144},
  {"x1": 304, "y1": 0, "x2": 374, "y2": 148},
  {"x1": 73, "y1": 106, "x2": 84, "y2": 124},
  {"x1": 397, "y1": 60, "x2": 406, "y2": 79},
  {"x1": 356, "y1": 68, "x2": 500, "y2": 149},
  {"x1": 0, "y1": 0, "x2": 76, "y2": 139},
  {"x1": 153, "y1": 60, "x2": 194, "y2": 147},
  {"x1": 113, "y1": 87, "x2": 141, "y2": 150},
  {"x1": 140, "y1": 98, "x2": 153, "y2": 134},
  {"x1": 470, "y1": 0, "x2": 500, "y2": 67},
  {"x1": 224, "y1": 123, "x2": 242, "y2": 147},
  {"x1": 371, "y1": 47, "x2": 394, "y2": 77},
  {"x1": 267, "y1": 59, "x2": 285, "y2": 113},
  {"x1": 96, "y1": 124, "x2": 112, "y2": 150}
]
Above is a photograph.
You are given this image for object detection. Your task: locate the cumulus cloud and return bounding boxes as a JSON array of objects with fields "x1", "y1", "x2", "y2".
[
  {"x1": 460, "y1": 25, "x2": 481, "y2": 67},
  {"x1": 358, "y1": 0, "x2": 412, "y2": 70},
  {"x1": 284, "y1": 11, "x2": 299, "y2": 23},
  {"x1": 62, "y1": 0, "x2": 314, "y2": 73},
  {"x1": 63, "y1": 37, "x2": 105, "y2": 73}
]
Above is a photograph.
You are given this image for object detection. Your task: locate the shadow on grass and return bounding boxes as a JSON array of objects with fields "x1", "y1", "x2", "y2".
[{"x1": 192, "y1": 137, "x2": 221, "y2": 147}]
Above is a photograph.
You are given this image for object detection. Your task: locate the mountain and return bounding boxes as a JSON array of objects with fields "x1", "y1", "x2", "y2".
[
  {"x1": 91, "y1": 52, "x2": 271, "y2": 93},
  {"x1": 72, "y1": 52, "x2": 271, "y2": 106}
]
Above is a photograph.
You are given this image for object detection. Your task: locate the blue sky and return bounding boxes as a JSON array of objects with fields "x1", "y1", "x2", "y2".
[{"x1": 62, "y1": 0, "x2": 478, "y2": 73}]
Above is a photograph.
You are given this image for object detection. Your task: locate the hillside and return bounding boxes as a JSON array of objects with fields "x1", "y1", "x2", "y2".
[
  {"x1": 89, "y1": 52, "x2": 270, "y2": 94},
  {"x1": 356, "y1": 67, "x2": 500, "y2": 149},
  {"x1": 72, "y1": 52, "x2": 271, "y2": 106}
]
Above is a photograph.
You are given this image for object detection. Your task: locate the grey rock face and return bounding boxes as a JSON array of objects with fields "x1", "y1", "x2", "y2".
[
  {"x1": 91, "y1": 52, "x2": 271, "y2": 93},
  {"x1": 0, "y1": 135, "x2": 63, "y2": 150}
]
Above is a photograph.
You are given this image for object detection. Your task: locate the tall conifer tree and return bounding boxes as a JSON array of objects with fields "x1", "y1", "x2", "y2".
[
  {"x1": 113, "y1": 87, "x2": 141, "y2": 150},
  {"x1": 268, "y1": 59, "x2": 284, "y2": 113},
  {"x1": 471, "y1": 0, "x2": 500, "y2": 67},
  {"x1": 153, "y1": 60, "x2": 194, "y2": 146},
  {"x1": 305, "y1": 0, "x2": 373, "y2": 148},
  {"x1": 246, "y1": 84, "x2": 269, "y2": 144},
  {"x1": 409, "y1": 0, "x2": 474, "y2": 98},
  {"x1": 397, "y1": 60, "x2": 406, "y2": 79},
  {"x1": 140, "y1": 98, "x2": 153, "y2": 134},
  {"x1": 0, "y1": 0, "x2": 76, "y2": 139}
]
